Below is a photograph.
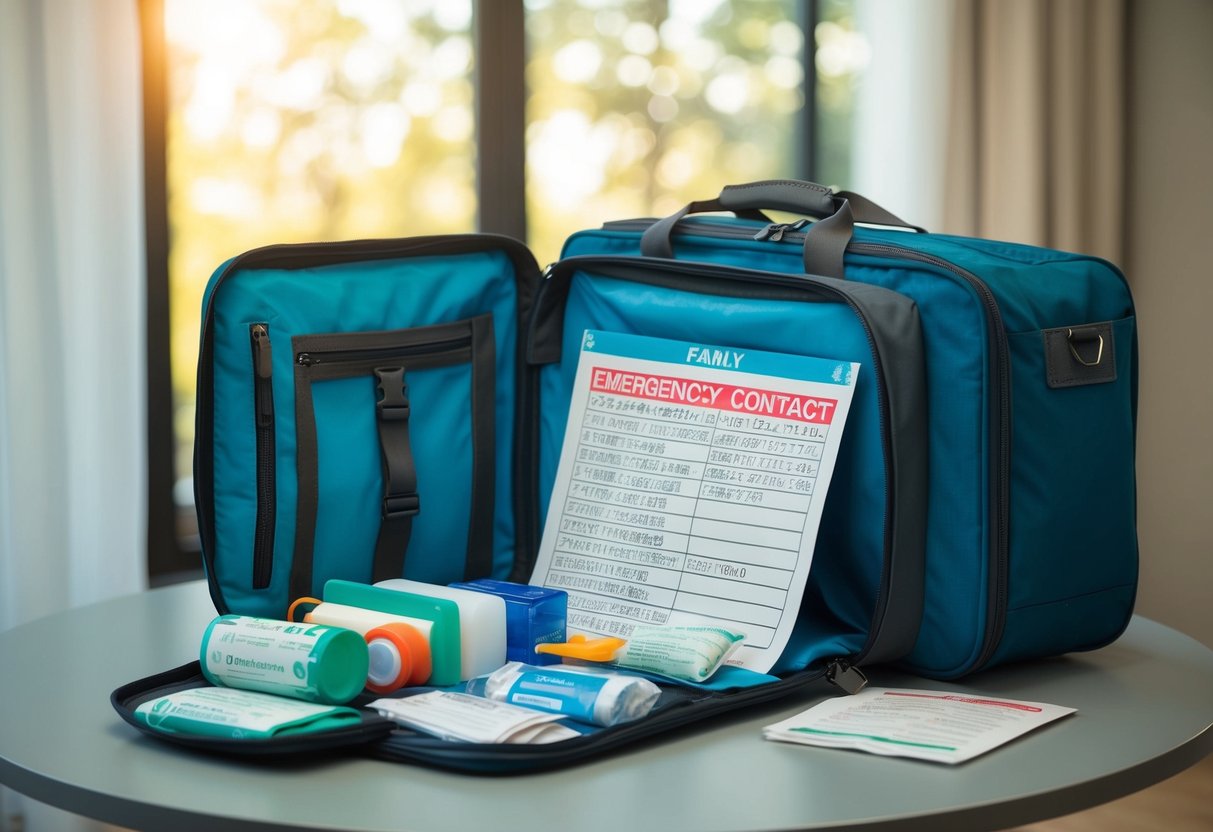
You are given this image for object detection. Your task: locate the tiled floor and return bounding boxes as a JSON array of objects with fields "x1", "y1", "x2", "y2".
[{"x1": 1007, "y1": 753, "x2": 1213, "y2": 832}]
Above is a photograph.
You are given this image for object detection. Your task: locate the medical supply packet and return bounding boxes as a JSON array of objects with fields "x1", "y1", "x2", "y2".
[
  {"x1": 763, "y1": 687, "x2": 1076, "y2": 764},
  {"x1": 612, "y1": 624, "x2": 744, "y2": 682},
  {"x1": 369, "y1": 691, "x2": 580, "y2": 744},
  {"x1": 471, "y1": 662, "x2": 661, "y2": 726},
  {"x1": 134, "y1": 686, "x2": 362, "y2": 739},
  {"x1": 112, "y1": 661, "x2": 396, "y2": 757}
]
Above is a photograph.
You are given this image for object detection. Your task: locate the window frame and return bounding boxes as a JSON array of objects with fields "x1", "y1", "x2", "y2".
[{"x1": 140, "y1": 0, "x2": 821, "y2": 581}]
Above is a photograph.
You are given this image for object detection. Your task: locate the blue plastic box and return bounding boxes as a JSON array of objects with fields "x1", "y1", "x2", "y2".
[{"x1": 449, "y1": 579, "x2": 567, "y2": 665}]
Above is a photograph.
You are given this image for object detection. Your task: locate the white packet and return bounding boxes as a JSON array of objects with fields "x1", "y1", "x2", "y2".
[{"x1": 368, "y1": 691, "x2": 579, "y2": 744}]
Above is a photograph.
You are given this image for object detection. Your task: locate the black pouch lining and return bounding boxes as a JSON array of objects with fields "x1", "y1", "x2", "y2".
[
  {"x1": 371, "y1": 667, "x2": 826, "y2": 774},
  {"x1": 289, "y1": 315, "x2": 496, "y2": 602},
  {"x1": 110, "y1": 662, "x2": 395, "y2": 757}
]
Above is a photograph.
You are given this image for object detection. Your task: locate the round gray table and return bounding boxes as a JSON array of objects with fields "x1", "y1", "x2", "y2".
[{"x1": 1, "y1": 581, "x2": 1210, "y2": 832}]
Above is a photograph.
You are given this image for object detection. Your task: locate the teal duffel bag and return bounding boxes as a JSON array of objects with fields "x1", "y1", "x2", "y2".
[
  {"x1": 195, "y1": 180, "x2": 1138, "y2": 686},
  {"x1": 170, "y1": 176, "x2": 1137, "y2": 774},
  {"x1": 582, "y1": 179, "x2": 1139, "y2": 679},
  {"x1": 184, "y1": 225, "x2": 929, "y2": 771},
  {"x1": 194, "y1": 228, "x2": 929, "y2": 669}
]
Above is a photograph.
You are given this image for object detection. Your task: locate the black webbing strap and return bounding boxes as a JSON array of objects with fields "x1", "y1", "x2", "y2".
[
  {"x1": 801, "y1": 198, "x2": 854, "y2": 279},
  {"x1": 372, "y1": 366, "x2": 420, "y2": 582}
]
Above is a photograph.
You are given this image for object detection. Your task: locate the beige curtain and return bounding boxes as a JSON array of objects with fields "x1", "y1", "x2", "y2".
[{"x1": 943, "y1": 0, "x2": 1127, "y2": 265}]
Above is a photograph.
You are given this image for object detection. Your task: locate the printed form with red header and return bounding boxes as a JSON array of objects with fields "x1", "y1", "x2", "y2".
[{"x1": 529, "y1": 329, "x2": 859, "y2": 674}]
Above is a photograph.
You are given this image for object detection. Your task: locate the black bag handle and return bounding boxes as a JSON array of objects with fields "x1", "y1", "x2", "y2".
[{"x1": 640, "y1": 180, "x2": 924, "y2": 279}]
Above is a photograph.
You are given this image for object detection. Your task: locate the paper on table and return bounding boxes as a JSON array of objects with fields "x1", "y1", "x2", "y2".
[
  {"x1": 368, "y1": 692, "x2": 579, "y2": 744},
  {"x1": 763, "y1": 687, "x2": 1076, "y2": 764},
  {"x1": 529, "y1": 330, "x2": 858, "y2": 674}
]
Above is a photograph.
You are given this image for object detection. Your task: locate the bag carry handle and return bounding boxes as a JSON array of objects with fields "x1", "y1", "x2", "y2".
[{"x1": 640, "y1": 180, "x2": 924, "y2": 279}]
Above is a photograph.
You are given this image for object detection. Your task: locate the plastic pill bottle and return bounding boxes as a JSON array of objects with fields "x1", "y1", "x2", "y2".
[{"x1": 200, "y1": 615, "x2": 368, "y2": 705}]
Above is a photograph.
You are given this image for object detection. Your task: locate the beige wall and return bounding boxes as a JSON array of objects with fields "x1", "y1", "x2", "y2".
[{"x1": 1126, "y1": 0, "x2": 1213, "y2": 647}]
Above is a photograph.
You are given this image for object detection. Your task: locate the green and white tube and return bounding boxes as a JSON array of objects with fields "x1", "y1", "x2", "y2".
[{"x1": 200, "y1": 615, "x2": 369, "y2": 705}]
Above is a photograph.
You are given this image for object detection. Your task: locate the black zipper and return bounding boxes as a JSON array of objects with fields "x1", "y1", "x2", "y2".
[
  {"x1": 249, "y1": 323, "x2": 276, "y2": 589},
  {"x1": 374, "y1": 664, "x2": 830, "y2": 772},
  {"x1": 538, "y1": 255, "x2": 901, "y2": 667},
  {"x1": 296, "y1": 335, "x2": 471, "y2": 368},
  {"x1": 597, "y1": 218, "x2": 1012, "y2": 673}
]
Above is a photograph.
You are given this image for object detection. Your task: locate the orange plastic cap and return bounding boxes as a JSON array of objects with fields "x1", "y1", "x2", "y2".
[
  {"x1": 533, "y1": 634, "x2": 626, "y2": 662},
  {"x1": 364, "y1": 622, "x2": 432, "y2": 690}
]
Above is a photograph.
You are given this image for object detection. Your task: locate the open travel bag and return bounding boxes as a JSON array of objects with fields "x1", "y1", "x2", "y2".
[{"x1": 113, "y1": 180, "x2": 1138, "y2": 772}]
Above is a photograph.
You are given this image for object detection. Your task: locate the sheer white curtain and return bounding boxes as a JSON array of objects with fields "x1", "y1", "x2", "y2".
[
  {"x1": 850, "y1": 0, "x2": 957, "y2": 231},
  {"x1": 0, "y1": 0, "x2": 145, "y2": 829}
]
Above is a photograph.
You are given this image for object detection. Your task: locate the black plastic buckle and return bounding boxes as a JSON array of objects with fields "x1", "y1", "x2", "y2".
[
  {"x1": 378, "y1": 399, "x2": 411, "y2": 421},
  {"x1": 383, "y1": 493, "x2": 420, "y2": 520},
  {"x1": 375, "y1": 367, "x2": 410, "y2": 421}
]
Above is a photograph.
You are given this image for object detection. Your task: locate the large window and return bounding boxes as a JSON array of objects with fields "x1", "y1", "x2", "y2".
[
  {"x1": 149, "y1": 0, "x2": 866, "y2": 574},
  {"x1": 524, "y1": 0, "x2": 806, "y2": 261}
]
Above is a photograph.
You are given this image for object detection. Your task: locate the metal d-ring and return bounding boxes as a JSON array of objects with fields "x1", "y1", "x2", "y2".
[{"x1": 1067, "y1": 328, "x2": 1104, "y2": 367}]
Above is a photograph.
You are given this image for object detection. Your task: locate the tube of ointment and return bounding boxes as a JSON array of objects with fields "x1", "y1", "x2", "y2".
[
  {"x1": 611, "y1": 625, "x2": 745, "y2": 683},
  {"x1": 467, "y1": 662, "x2": 661, "y2": 727}
]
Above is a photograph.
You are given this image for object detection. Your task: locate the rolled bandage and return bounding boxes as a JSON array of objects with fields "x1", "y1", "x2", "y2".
[
  {"x1": 473, "y1": 662, "x2": 661, "y2": 727},
  {"x1": 364, "y1": 623, "x2": 432, "y2": 692},
  {"x1": 199, "y1": 615, "x2": 368, "y2": 705}
]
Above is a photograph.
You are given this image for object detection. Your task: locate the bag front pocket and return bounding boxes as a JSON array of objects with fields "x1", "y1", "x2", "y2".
[{"x1": 289, "y1": 314, "x2": 496, "y2": 601}]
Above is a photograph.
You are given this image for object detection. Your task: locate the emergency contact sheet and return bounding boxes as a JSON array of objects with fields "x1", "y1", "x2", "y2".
[{"x1": 531, "y1": 330, "x2": 858, "y2": 673}]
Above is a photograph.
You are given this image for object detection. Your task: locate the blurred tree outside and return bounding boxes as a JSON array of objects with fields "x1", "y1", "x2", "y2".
[
  {"x1": 524, "y1": 0, "x2": 805, "y2": 263},
  {"x1": 166, "y1": 0, "x2": 477, "y2": 486},
  {"x1": 814, "y1": 0, "x2": 868, "y2": 188},
  {"x1": 164, "y1": 0, "x2": 862, "y2": 510}
]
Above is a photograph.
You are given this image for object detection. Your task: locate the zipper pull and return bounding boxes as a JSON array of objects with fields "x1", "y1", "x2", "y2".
[
  {"x1": 251, "y1": 324, "x2": 273, "y2": 379},
  {"x1": 753, "y1": 223, "x2": 780, "y2": 241},
  {"x1": 249, "y1": 323, "x2": 275, "y2": 427},
  {"x1": 769, "y1": 219, "x2": 809, "y2": 242},
  {"x1": 825, "y1": 659, "x2": 868, "y2": 695},
  {"x1": 753, "y1": 219, "x2": 809, "y2": 242}
]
